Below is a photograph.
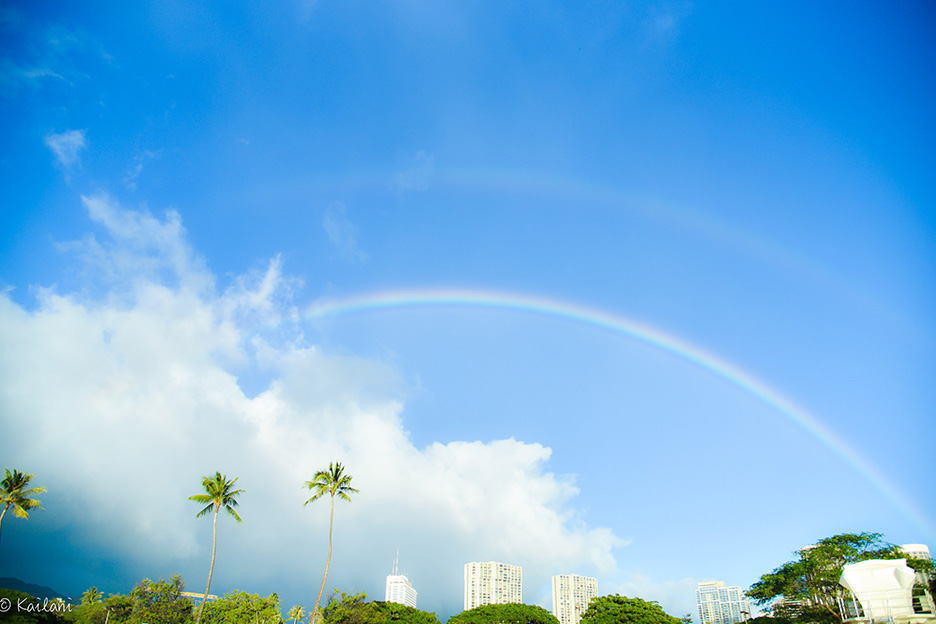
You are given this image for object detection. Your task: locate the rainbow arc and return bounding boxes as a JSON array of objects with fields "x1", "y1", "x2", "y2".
[{"x1": 305, "y1": 287, "x2": 934, "y2": 540}]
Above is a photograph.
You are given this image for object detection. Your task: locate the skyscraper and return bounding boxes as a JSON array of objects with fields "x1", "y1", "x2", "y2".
[
  {"x1": 385, "y1": 574, "x2": 418, "y2": 608},
  {"x1": 464, "y1": 561, "x2": 523, "y2": 610},
  {"x1": 697, "y1": 581, "x2": 751, "y2": 624},
  {"x1": 552, "y1": 574, "x2": 598, "y2": 624}
]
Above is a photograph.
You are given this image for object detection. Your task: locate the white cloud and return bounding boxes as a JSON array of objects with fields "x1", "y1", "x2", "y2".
[
  {"x1": 323, "y1": 201, "x2": 368, "y2": 263},
  {"x1": 44, "y1": 129, "x2": 87, "y2": 168},
  {"x1": 0, "y1": 195, "x2": 622, "y2": 614}
]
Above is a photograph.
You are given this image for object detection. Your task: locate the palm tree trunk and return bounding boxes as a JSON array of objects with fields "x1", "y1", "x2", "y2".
[
  {"x1": 310, "y1": 495, "x2": 335, "y2": 624},
  {"x1": 0, "y1": 504, "x2": 7, "y2": 546},
  {"x1": 195, "y1": 504, "x2": 219, "y2": 624}
]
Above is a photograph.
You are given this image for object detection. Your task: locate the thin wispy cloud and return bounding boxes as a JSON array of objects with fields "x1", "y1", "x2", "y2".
[
  {"x1": 642, "y1": 1, "x2": 692, "y2": 44},
  {"x1": 323, "y1": 201, "x2": 368, "y2": 263},
  {"x1": 44, "y1": 129, "x2": 87, "y2": 168},
  {"x1": 123, "y1": 149, "x2": 156, "y2": 190}
]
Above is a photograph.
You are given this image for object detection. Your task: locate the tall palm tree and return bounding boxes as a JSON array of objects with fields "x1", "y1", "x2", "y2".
[
  {"x1": 303, "y1": 462, "x2": 358, "y2": 624},
  {"x1": 288, "y1": 604, "x2": 306, "y2": 624},
  {"x1": 0, "y1": 468, "x2": 46, "y2": 546},
  {"x1": 189, "y1": 472, "x2": 244, "y2": 624}
]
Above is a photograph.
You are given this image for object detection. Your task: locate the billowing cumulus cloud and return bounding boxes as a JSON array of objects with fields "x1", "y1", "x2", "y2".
[{"x1": 0, "y1": 195, "x2": 627, "y2": 615}]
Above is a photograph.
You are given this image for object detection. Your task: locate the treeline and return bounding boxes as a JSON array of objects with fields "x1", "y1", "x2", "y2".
[
  {"x1": 0, "y1": 581, "x2": 686, "y2": 624},
  {"x1": 0, "y1": 576, "x2": 282, "y2": 624}
]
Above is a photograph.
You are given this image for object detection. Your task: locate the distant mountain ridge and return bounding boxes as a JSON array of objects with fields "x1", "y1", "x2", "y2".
[{"x1": 0, "y1": 578, "x2": 68, "y2": 602}]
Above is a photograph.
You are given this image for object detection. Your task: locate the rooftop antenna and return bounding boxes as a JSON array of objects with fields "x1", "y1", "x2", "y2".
[{"x1": 392, "y1": 547, "x2": 399, "y2": 576}]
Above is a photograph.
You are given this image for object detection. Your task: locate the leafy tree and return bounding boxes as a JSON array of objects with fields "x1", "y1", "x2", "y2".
[
  {"x1": 579, "y1": 595, "x2": 682, "y2": 624},
  {"x1": 304, "y1": 462, "x2": 359, "y2": 624},
  {"x1": 448, "y1": 603, "x2": 559, "y2": 624},
  {"x1": 200, "y1": 590, "x2": 283, "y2": 624},
  {"x1": 322, "y1": 591, "x2": 379, "y2": 624},
  {"x1": 0, "y1": 468, "x2": 46, "y2": 546},
  {"x1": 103, "y1": 594, "x2": 134, "y2": 622},
  {"x1": 289, "y1": 605, "x2": 307, "y2": 624},
  {"x1": 189, "y1": 472, "x2": 245, "y2": 624},
  {"x1": 129, "y1": 576, "x2": 194, "y2": 624},
  {"x1": 746, "y1": 532, "x2": 934, "y2": 624},
  {"x1": 371, "y1": 600, "x2": 442, "y2": 624},
  {"x1": 321, "y1": 591, "x2": 441, "y2": 624}
]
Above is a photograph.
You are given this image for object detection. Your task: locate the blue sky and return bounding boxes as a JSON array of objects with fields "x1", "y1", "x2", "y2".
[{"x1": 1, "y1": 1, "x2": 934, "y2": 620}]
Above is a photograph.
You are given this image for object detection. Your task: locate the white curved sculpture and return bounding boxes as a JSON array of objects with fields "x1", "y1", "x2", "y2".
[{"x1": 839, "y1": 559, "x2": 934, "y2": 624}]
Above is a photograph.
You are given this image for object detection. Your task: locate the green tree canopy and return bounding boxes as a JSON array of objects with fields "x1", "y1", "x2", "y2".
[
  {"x1": 64, "y1": 578, "x2": 193, "y2": 624},
  {"x1": 448, "y1": 603, "x2": 559, "y2": 624},
  {"x1": 103, "y1": 594, "x2": 135, "y2": 622},
  {"x1": 63, "y1": 588, "x2": 108, "y2": 624},
  {"x1": 321, "y1": 590, "x2": 441, "y2": 624},
  {"x1": 129, "y1": 575, "x2": 195, "y2": 624},
  {"x1": 200, "y1": 590, "x2": 283, "y2": 624},
  {"x1": 580, "y1": 595, "x2": 682, "y2": 624},
  {"x1": 65, "y1": 600, "x2": 109, "y2": 624},
  {"x1": 746, "y1": 532, "x2": 934, "y2": 624}
]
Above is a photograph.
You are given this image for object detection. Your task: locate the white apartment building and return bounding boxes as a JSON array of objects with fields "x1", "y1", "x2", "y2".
[
  {"x1": 552, "y1": 574, "x2": 598, "y2": 624},
  {"x1": 902, "y1": 544, "x2": 933, "y2": 563},
  {"x1": 386, "y1": 574, "x2": 418, "y2": 608},
  {"x1": 697, "y1": 581, "x2": 751, "y2": 624},
  {"x1": 464, "y1": 561, "x2": 523, "y2": 610}
]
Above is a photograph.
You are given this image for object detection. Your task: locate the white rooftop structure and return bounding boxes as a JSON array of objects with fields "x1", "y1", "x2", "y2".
[{"x1": 839, "y1": 559, "x2": 935, "y2": 624}]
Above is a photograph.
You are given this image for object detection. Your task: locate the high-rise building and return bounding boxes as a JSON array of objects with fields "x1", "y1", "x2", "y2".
[
  {"x1": 552, "y1": 574, "x2": 598, "y2": 624},
  {"x1": 386, "y1": 552, "x2": 418, "y2": 608},
  {"x1": 697, "y1": 581, "x2": 751, "y2": 624},
  {"x1": 386, "y1": 574, "x2": 418, "y2": 608},
  {"x1": 464, "y1": 561, "x2": 522, "y2": 610}
]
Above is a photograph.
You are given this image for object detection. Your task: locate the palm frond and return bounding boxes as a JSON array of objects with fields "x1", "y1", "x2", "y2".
[
  {"x1": 224, "y1": 504, "x2": 243, "y2": 524},
  {"x1": 194, "y1": 504, "x2": 214, "y2": 518}
]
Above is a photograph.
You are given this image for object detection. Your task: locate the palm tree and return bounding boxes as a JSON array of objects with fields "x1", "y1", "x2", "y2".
[
  {"x1": 303, "y1": 462, "x2": 358, "y2": 624},
  {"x1": 0, "y1": 468, "x2": 46, "y2": 546},
  {"x1": 288, "y1": 604, "x2": 306, "y2": 624},
  {"x1": 81, "y1": 587, "x2": 103, "y2": 605},
  {"x1": 189, "y1": 472, "x2": 244, "y2": 624}
]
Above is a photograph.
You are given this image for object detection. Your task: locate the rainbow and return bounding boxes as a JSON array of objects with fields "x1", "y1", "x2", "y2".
[{"x1": 305, "y1": 287, "x2": 934, "y2": 539}]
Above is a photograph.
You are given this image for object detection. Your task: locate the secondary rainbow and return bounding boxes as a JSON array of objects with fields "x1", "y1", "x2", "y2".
[{"x1": 305, "y1": 287, "x2": 933, "y2": 539}]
